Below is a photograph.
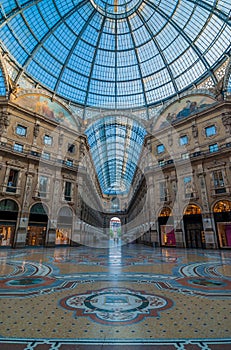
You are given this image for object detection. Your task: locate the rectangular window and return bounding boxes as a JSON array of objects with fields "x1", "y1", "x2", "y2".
[
  {"x1": 13, "y1": 143, "x2": 23, "y2": 152},
  {"x1": 209, "y1": 143, "x2": 219, "y2": 153},
  {"x1": 180, "y1": 135, "x2": 188, "y2": 146},
  {"x1": 157, "y1": 144, "x2": 165, "y2": 154},
  {"x1": 64, "y1": 182, "x2": 72, "y2": 201},
  {"x1": 68, "y1": 144, "x2": 75, "y2": 153},
  {"x1": 38, "y1": 176, "x2": 48, "y2": 198},
  {"x1": 184, "y1": 176, "x2": 194, "y2": 198},
  {"x1": 159, "y1": 182, "x2": 167, "y2": 201},
  {"x1": 16, "y1": 125, "x2": 27, "y2": 136},
  {"x1": 181, "y1": 152, "x2": 189, "y2": 159},
  {"x1": 66, "y1": 159, "x2": 73, "y2": 167},
  {"x1": 213, "y1": 170, "x2": 226, "y2": 193},
  {"x1": 6, "y1": 169, "x2": 19, "y2": 193},
  {"x1": 205, "y1": 125, "x2": 216, "y2": 137},
  {"x1": 42, "y1": 152, "x2": 50, "y2": 160},
  {"x1": 158, "y1": 159, "x2": 165, "y2": 167},
  {"x1": 44, "y1": 135, "x2": 53, "y2": 145}
]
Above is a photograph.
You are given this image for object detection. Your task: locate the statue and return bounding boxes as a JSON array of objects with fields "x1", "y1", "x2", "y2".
[
  {"x1": 222, "y1": 112, "x2": 231, "y2": 134},
  {"x1": 209, "y1": 78, "x2": 224, "y2": 101}
]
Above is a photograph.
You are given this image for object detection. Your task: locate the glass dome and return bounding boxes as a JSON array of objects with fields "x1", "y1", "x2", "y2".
[{"x1": 0, "y1": 0, "x2": 231, "y2": 109}]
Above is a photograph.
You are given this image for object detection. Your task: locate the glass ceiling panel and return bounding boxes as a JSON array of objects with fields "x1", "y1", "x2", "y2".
[
  {"x1": 0, "y1": 66, "x2": 6, "y2": 95},
  {"x1": 85, "y1": 116, "x2": 146, "y2": 195},
  {"x1": 0, "y1": 0, "x2": 230, "y2": 109}
]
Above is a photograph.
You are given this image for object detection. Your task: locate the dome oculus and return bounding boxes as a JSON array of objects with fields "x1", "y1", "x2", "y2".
[{"x1": 90, "y1": 0, "x2": 143, "y2": 18}]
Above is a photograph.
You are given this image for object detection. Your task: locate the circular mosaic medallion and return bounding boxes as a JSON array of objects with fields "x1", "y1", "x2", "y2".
[
  {"x1": 0, "y1": 276, "x2": 55, "y2": 290},
  {"x1": 60, "y1": 287, "x2": 173, "y2": 325},
  {"x1": 188, "y1": 278, "x2": 226, "y2": 287},
  {"x1": 7, "y1": 278, "x2": 45, "y2": 286},
  {"x1": 176, "y1": 276, "x2": 231, "y2": 294}
]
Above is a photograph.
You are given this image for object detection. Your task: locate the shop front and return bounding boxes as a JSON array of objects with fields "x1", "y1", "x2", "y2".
[
  {"x1": 56, "y1": 207, "x2": 73, "y2": 245},
  {"x1": 26, "y1": 203, "x2": 48, "y2": 246},
  {"x1": 158, "y1": 207, "x2": 176, "y2": 247},
  {"x1": 213, "y1": 200, "x2": 231, "y2": 248},
  {"x1": 0, "y1": 199, "x2": 19, "y2": 247},
  {"x1": 183, "y1": 204, "x2": 205, "y2": 249}
]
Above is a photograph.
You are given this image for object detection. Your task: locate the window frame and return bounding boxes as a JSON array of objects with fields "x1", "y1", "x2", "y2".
[
  {"x1": 13, "y1": 143, "x2": 23, "y2": 152},
  {"x1": 205, "y1": 125, "x2": 216, "y2": 137},
  {"x1": 6, "y1": 169, "x2": 19, "y2": 193},
  {"x1": 16, "y1": 124, "x2": 27, "y2": 137},
  {"x1": 67, "y1": 143, "x2": 75, "y2": 154},
  {"x1": 157, "y1": 144, "x2": 165, "y2": 154},
  {"x1": 43, "y1": 134, "x2": 53, "y2": 146},
  {"x1": 64, "y1": 181, "x2": 72, "y2": 201},
  {"x1": 179, "y1": 135, "x2": 188, "y2": 146},
  {"x1": 38, "y1": 175, "x2": 48, "y2": 198},
  {"x1": 209, "y1": 143, "x2": 219, "y2": 153},
  {"x1": 42, "y1": 152, "x2": 51, "y2": 160},
  {"x1": 66, "y1": 159, "x2": 73, "y2": 167}
]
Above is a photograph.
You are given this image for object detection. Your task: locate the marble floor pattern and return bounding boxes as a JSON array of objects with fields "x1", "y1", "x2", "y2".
[{"x1": 0, "y1": 244, "x2": 231, "y2": 349}]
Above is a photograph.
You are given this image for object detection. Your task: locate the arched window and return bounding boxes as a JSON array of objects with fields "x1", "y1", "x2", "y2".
[
  {"x1": 30, "y1": 203, "x2": 48, "y2": 215},
  {"x1": 213, "y1": 200, "x2": 231, "y2": 213},
  {"x1": 110, "y1": 217, "x2": 121, "y2": 241},
  {"x1": 184, "y1": 204, "x2": 201, "y2": 215},
  {"x1": 0, "y1": 199, "x2": 18, "y2": 212}
]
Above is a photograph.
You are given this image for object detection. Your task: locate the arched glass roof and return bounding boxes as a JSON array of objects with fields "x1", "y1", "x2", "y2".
[
  {"x1": 85, "y1": 116, "x2": 146, "y2": 195},
  {"x1": 0, "y1": 0, "x2": 231, "y2": 109},
  {"x1": 0, "y1": 66, "x2": 6, "y2": 96}
]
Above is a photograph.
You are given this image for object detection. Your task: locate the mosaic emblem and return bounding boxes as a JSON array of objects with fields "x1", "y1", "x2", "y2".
[
  {"x1": 0, "y1": 276, "x2": 55, "y2": 290},
  {"x1": 59, "y1": 287, "x2": 173, "y2": 325},
  {"x1": 177, "y1": 277, "x2": 231, "y2": 291}
]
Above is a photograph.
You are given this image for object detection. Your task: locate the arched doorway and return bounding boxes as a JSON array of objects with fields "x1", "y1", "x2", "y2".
[
  {"x1": 26, "y1": 203, "x2": 48, "y2": 246},
  {"x1": 213, "y1": 200, "x2": 231, "y2": 248},
  {"x1": 0, "y1": 199, "x2": 19, "y2": 247},
  {"x1": 183, "y1": 204, "x2": 205, "y2": 249},
  {"x1": 56, "y1": 207, "x2": 73, "y2": 245},
  {"x1": 110, "y1": 217, "x2": 121, "y2": 244},
  {"x1": 158, "y1": 207, "x2": 176, "y2": 247}
]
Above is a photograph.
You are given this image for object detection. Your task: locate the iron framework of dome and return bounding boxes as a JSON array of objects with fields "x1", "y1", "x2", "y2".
[{"x1": 0, "y1": 0, "x2": 231, "y2": 109}]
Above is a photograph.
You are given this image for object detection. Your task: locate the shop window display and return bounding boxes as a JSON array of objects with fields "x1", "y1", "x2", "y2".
[
  {"x1": 0, "y1": 200, "x2": 18, "y2": 248},
  {"x1": 158, "y1": 207, "x2": 175, "y2": 247},
  {"x1": 56, "y1": 228, "x2": 71, "y2": 245},
  {"x1": 183, "y1": 204, "x2": 205, "y2": 249},
  {"x1": 0, "y1": 226, "x2": 14, "y2": 246},
  {"x1": 214, "y1": 200, "x2": 231, "y2": 248},
  {"x1": 217, "y1": 223, "x2": 231, "y2": 247},
  {"x1": 160, "y1": 225, "x2": 176, "y2": 246},
  {"x1": 56, "y1": 207, "x2": 73, "y2": 245},
  {"x1": 26, "y1": 226, "x2": 46, "y2": 246}
]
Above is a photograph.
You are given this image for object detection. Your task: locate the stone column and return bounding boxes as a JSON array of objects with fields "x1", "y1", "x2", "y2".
[
  {"x1": 173, "y1": 216, "x2": 185, "y2": 248},
  {"x1": 150, "y1": 221, "x2": 159, "y2": 247},
  {"x1": 197, "y1": 168, "x2": 217, "y2": 249},
  {"x1": 0, "y1": 110, "x2": 10, "y2": 143},
  {"x1": 202, "y1": 213, "x2": 218, "y2": 249},
  {"x1": 46, "y1": 172, "x2": 62, "y2": 247},
  {"x1": 14, "y1": 170, "x2": 34, "y2": 247}
]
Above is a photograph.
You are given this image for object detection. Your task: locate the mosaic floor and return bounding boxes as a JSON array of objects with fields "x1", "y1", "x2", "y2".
[{"x1": 0, "y1": 244, "x2": 231, "y2": 349}]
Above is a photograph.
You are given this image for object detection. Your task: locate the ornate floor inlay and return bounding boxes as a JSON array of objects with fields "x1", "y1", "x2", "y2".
[
  {"x1": 60, "y1": 287, "x2": 173, "y2": 324},
  {"x1": 0, "y1": 245, "x2": 230, "y2": 348}
]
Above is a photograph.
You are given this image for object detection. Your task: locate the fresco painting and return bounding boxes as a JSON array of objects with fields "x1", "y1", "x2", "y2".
[
  {"x1": 155, "y1": 95, "x2": 217, "y2": 130},
  {"x1": 15, "y1": 94, "x2": 76, "y2": 128}
]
